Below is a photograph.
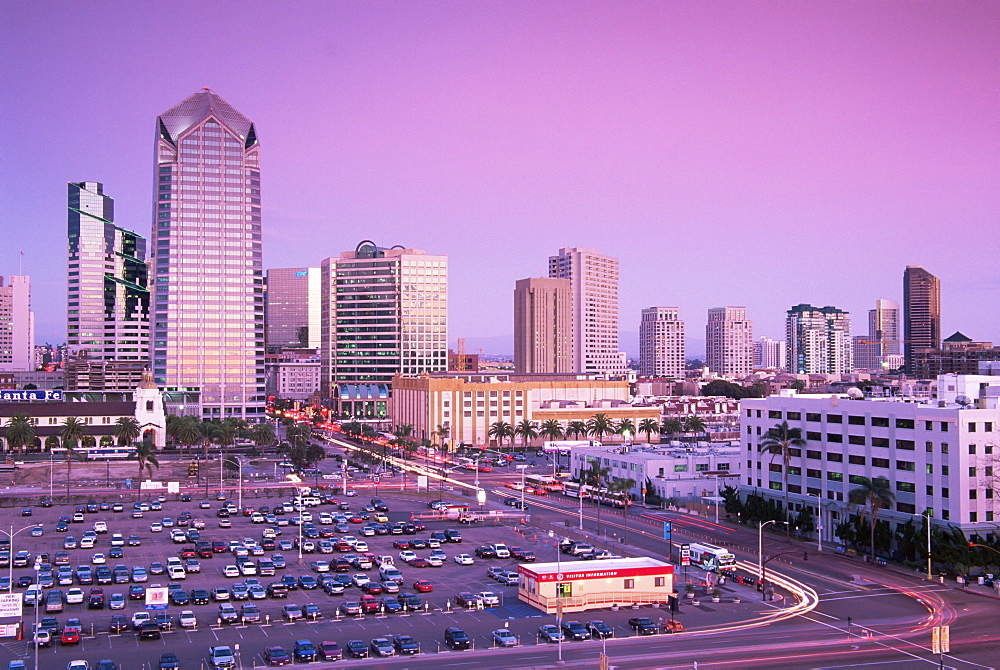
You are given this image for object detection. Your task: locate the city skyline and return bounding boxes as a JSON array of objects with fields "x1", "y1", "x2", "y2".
[{"x1": 2, "y1": 2, "x2": 997, "y2": 352}]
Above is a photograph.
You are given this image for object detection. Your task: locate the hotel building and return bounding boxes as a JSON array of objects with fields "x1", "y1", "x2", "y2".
[
  {"x1": 639, "y1": 307, "x2": 685, "y2": 379},
  {"x1": 513, "y1": 277, "x2": 573, "y2": 374},
  {"x1": 706, "y1": 307, "x2": 753, "y2": 376}
]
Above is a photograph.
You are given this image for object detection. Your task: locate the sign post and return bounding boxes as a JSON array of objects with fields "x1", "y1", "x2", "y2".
[
  {"x1": 680, "y1": 543, "x2": 690, "y2": 583},
  {"x1": 663, "y1": 522, "x2": 672, "y2": 563}
]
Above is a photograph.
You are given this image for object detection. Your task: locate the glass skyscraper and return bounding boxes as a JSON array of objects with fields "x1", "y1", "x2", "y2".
[
  {"x1": 265, "y1": 267, "x2": 320, "y2": 351},
  {"x1": 150, "y1": 89, "x2": 265, "y2": 420}
]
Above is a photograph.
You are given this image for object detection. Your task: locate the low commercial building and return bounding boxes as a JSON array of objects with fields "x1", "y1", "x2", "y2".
[
  {"x1": 517, "y1": 557, "x2": 674, "y2": 614},
  {"x1": 264, "y1": 350, "x2": 321, "y2": 401}
]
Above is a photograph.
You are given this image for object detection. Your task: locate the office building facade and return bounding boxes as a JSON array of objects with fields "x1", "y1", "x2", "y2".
[
  {"x1": 904, "y1": 266, "x2": 941, "y2": 371},
  {"x1": 548, "y1": 247, "x2": 622, "y2": 375},
  {"x1": 265, "y1": 267, "x2": 320, "y2": 351},
  {"x1": 149, "y1": 88, "x2": 265, "y2": 420},
  {"x1": 320, "y1": 241, "x2": 447, "y2": 417},
  {"x1": 706, "y1": 306, "x2": 753, "y2": 376},
  {"x1": 0, "y1": 276, "x2": 33, "y2": 372},
  {"x1": 514, "y1": 277, "x2": 573, "y2": 374},
  {"x1": 785, "y1": 304, "x2": 852, "y2": 374},
  {"x1": 753, "y1": 337, "x2": 786, "y2": 371},
  {"x1": 639, "y1": 307, "x2": 685, "y2": 378}
]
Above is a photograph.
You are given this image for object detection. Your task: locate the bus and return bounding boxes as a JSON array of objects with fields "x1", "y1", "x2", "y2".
[
  {"x1": 687, "y1": 542, "x2": 737, "y2": 572},
  {"x1": 51, "y1": 446, "x2": 135, "y2": 460},
  {"x1": 561, "y1": 481, "x2": 587, "y2": 498},
  {"x1": 589, "y1": 489, "x2": 631, "y2": 508},
  {"x1": 524, "y1": 475, "x2": 564, "y2": 493}
]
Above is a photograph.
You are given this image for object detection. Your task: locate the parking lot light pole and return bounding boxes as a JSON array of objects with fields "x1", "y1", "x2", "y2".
[
  {"x1": 516, "y1": 464, "x2": 529, "y2": 512},
  {"x1": 32, "y1": 561, "x2": 39, "y2": 670},
  {"x1": 1, "y1": 524, "x2": 37, "y2": 590},
  {"x1": 758, "y1": 520, "x2": 784, "y2": 601}
]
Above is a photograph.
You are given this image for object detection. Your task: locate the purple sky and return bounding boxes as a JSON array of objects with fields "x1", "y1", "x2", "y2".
[{"x1": 2, "y1": 1, "x2": 997, "y2": 355}]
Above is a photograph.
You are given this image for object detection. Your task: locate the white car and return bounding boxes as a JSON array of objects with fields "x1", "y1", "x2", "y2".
[
  {"x1": 492, "y1": 629, "x2": 519, "y2": 647},
  {"x1": 167, "y1": 565, "x2": 186, "y2": 580},
  {"x1": 131, "y1": 611, "x2": 151, "y2": 628},
  {"x1": 310, "y1": 561, "x2": 330, "y2": 573},
  {"x1": 91, "y1": 553, "x2": 106, "y2": 565},
  {"x1": 66, "y1": 661, "x2": 90, "y2": 670},
  {"x1": 398, "y1": 550, "x2": 417, "y2": 563},
  {"x1": 239, "y1": 562, "x2": 257, "y2": 576},
  {"x1": 454, "y1": 553, "x2": 474, "y2": 565},
  {"x1": 223, "y1": 565, "x2": 240, "y2": 578},
  {"x1": 353, "y1": 541, "x2": 368, "y2": 553},
  {"x1": 93, "y1": 521, "x2": 108, "y2": 534},
  {"x1": 110, "y1": 534, "x2": 125, "y2": 547},
  {"x1": 179, "y1": 610, "x2": 197, "y2": 628},
  {"x1": 351, "y1": 573, "x2": 370, "y2": 588},
  {"x1": 149, "y1": 523, "x2": 163, "y2": 533},
  {"x1": 426, "y1": 555, "x2": 443, "y2": 567},
  {"x1": 65, "y1": 588, "x2": 85, "y2": 604},
  {"x1": 477, "y1": 591, "x2": 501, "y2": 607}
]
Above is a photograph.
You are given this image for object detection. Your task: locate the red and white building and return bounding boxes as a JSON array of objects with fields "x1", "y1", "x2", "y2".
[{"x1": 517, "y1": 557, "x2": 674, "y2": 614}]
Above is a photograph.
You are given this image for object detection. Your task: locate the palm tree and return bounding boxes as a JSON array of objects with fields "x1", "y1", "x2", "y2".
[
  {"x1": 638, "y1": 417, "x2": 659, "y2": 443},
  {"x1": 586, "y1": 414, "x2": 614, "y2": 444},
  {"x1": 171, "y1": 416, "x2": 204, "y2": 453},
  {"x1": 434, "y1": 425, "x2": 451, "y2": 454},
  {"x1": 682, "y1": 414, "x2": 707, "y2": 442},
  {"x1": 608, "y1": 477, "x2": 637, "y2": 541},
  {"x1": 112, "y1": 417, "x2": 141, "y2": 450},
  {"x1": 134, "y1": 438, "x2": 160, "y2": 484},
  {"x1": 566, "y1": 420, "x2": 587, "y2": 440},
  {"x1": 848, "y1": 476, "x2": 895, "y2": 560},
  {"x1": 488, "y1": 421, "x2": 514, "y2": 452},
  {"x1": 661, "y1": 418, "x2": 684, "y2": 439},
  {"x1": 759, "y1": 421, "x2": 807, "y2": 535},
  {"x1": 584, "y1": 460, "x2": 611, "y2": 534},
  {"x1": 539, "y1": 420, "x2": 564, "y2": 443},
  {"x1": 513, "y1": 420, "x2": 538, "y2": 452},
  {"x1": 248, "y1": 422, "x2": 276, "y2": 450},
  {"x1": 212, "y1": 423, "x2": 239, "y2": 449},
  {"x1": 59, "y1": 417, "x2": 87, "y2": 479},
  {"x1": 615, "y1": 418, "x2": 636, "y2": 444},
  {"x1": 4, "y1": 414, "x2": 36, "y2": 453}
]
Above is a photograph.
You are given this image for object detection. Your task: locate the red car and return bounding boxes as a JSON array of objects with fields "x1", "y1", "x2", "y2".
[
  {"x1": 359, "y1": 594, "x2": 380, "y2": 614},
  {"x1": 264, "y1": 646, "x2": 291, "y2": 666},
  {"x1": 180, "y1": 546, "x2": 197, "y2": 558},
  {"x1": 60, "y1": 627, "x2": 80, "y2": 645},
  {"x1": 410, "y1": 558, "x2": 430, "y2": 568},
  {"x1": 213, "y1": 541, "x2": 227, "y2": 554},
  {"x1": 392, "y1": 540, "x2": 410, "y2": 550},
  {"x1": 412, "y1": 580, "x2": 433, "y2": 593}
]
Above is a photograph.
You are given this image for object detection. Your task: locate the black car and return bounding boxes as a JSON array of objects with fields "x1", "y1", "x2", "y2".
[
  {"x1": 170, "y1": 590, "x2": 189, "y2": 606},
  {"x1": 96, "y1": 661, "x2": 118, "y2": 670},
  {"x1": 628, "y1": 617, "x2": 657, "y2": 635},
  {"x1": 474, "y1": 546, "x2": 496, "y2": 558},
  {"x1": 444, "y1": 529, "x2": 462, "y2": 543},
  {"x1": 346, "y1": 639, "x2": 369, "y2": 658},
  {"x1": 109, "y1": 615, "x2": 128, "y2": 633},
  {"x1": 137, "y1": 622, "x2": 161, "y2": 639},
  {"x1": 159, "y1": 652, "x2": 180, "y2": 670},
  {"x1": 393, "y1": 634, "x2": 419, "y2": 654},
  {"x1": 190, "y1": 589, "x2": 210, "y2": 605},
  {"x1": 444, "y1": 626, "x2": 471, "y2": 650},
  {"x1": 562, "y1": 620, "x2": 590, "y2": 640},
  {"x1": 293, "y1": 639, "x2": 318, "y2": 662}
]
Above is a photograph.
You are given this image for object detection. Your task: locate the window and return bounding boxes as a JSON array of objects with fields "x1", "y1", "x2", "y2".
[
  {"x1": 806, "y1": 469, "x2": 821, "y2": 478},
  {"x1": 786, "y1": 412, "x2": 801, "y2": 421},
  {"x1": 986, "y1": 422, "x2": 993, "y2": 432},
  {"x1": 674, "y1": 464, "x2": 687, "y2": 472},
  {"x1": 897, "y1": 502, "x2": 916, "y2": 514},
  {"x1": 926, "y1": 485, "x2": 933, "y2": 496},
  {"x1": 896, "y1": 418, "x2": 915, "y2": 429},
  {"x1": 849, "y1": 475, "x2": 867, "y2": 485},
  {"x1": 896, "y1": 481, "x2": 915, "y2": 493},
  {"x1": 806, "y1": 450, "x2": 821, "y2": 459},
  {"x1": 941, "y1": 422, "x2": 949, "y2": 432},
  {"x1": 872, "y1": 457, "x2": 890, "y2": 468},
  {"x1": 769, "y1": 482, "x2": 782, "y2": 491},
  {"x1": 926, "y1": 441, "x2": 934, "y2": 452},
  {"x1": 827, "y1": 415, "x2": 843, "y2": 424},
  {"x1": 827, "y1": 453, "x2": 843, "y2": 462},
  {"x1": 849, "y1": 435, "x2": 866, "y2": 446},
  {"x1": 941, "y1": 488, "x2": 949, "y2": 498},
  {"x1": 969, "y1": 466, "x2": 977, "y2": 477},
  {"x1": 848, "y1": 455, "x2": 866, "y2": 465},
  {"x1": 969, "y1": 489, "x2": 977, "y2": 500},
  {"x1": 942, "y1": 465, "x2": 949, "y2": 476},
  {"x1": 941, "y1": 443, "x2": 949, "y2": 454},
  {"x1": 970, "y1": 512, "x2": 978, "y2": 523},
  {"x1": 942, "y1": 510, "x2": 950, "y2": 520},
  {"x1": 788, "y1": 484, "x2": 802, "y2": 493},
  {"x1": 769, "y1": 411, "x2": 782, "y2": 419},
  {"x1": 695, "y1": 464, "x2": 709, "y2": 472},
  {"x1": 828, "y1": 472, "x2": 843, "y2": 482},
  {"x1": 655, "y1": 577, "x2": 665, "y2": 587},
  {"x1": 969, "y1": 444, "x2": 977, "y2": 455},
  {"x1": 624, "y1": 579, "x2": 634, "y2": 590},
  {"x1": 871, "y1": 417, "x2": 889, "y2": 428},
  {"x1": 896, "y1": 461, "x2": 915, "y2": 471},
  {"x1": 769, "y1": 463, "x2": 783, "y2": 473},
  {"x1": 925, "y1": 421, "x2": 934, "y2": 430},
  {"x1": 871, "y1": 437, "x2": 890, "y2": 448},
  {"x1": 806, "y1": 413, "x2": 821, "y2": 422},
  {"x1": 828, "y1": 434, "x2": 843, "y2": 443},
  {"x1": 969, "y1": 423, "x2": 977, "y2": 433},
  {"x1": 788, "y1": 466, "x2": 801, "y2": 476},
  {"x1": 896, "y1": 440, "x2": 915, "y2": 450},
  {"x1": 848, "y1": 415, "x2": 865, "y2": 426},
  {"x1": 807, "y1": 431, "x2": 822, "y2": 441}
]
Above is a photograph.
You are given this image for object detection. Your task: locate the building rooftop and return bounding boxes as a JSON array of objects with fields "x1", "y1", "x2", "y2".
[
  {"x1": 521, "y1": 556, "x2": 670, "y2": 574},
  {"x1": 158, "y1": 88, "x2": 254, "y2": 144}
]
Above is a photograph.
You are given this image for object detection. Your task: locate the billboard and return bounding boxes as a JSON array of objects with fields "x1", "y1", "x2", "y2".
[
  {"x1": 145, "y1": 587, "x2": 169, "y2": 611},
  {"x1": 0, "y1": 593, "x2": 21, "y2": 618},
  {"x1": 0, "y1": 389, "x2": 63, "y2": 402},
  {"x1": 542, "y1": 441, "x2": 599, "y2": 453}
]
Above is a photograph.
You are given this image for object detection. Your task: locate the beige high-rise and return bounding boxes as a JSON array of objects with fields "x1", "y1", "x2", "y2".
[
  {"x1": 639, "y1": 307, "x2": 685, "y2": 378},
  {"x1": 706, "y1": 306, "x2": 753, "y2": 376},
  {"x1": 514, "y1": 278, "x2": 573, "y2": 373}
]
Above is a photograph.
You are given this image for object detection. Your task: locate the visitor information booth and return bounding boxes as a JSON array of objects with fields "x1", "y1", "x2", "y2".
[{"x1": 517, "y1": 557, "x2": 674, "y2": 614}]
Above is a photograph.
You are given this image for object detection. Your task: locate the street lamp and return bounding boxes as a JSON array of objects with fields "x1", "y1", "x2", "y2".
[
  {"x1": 32, "y1": 560, "x2": 40, "y2": 670},
  {"x1": 548, "y1": 530, "x2": 564, "y2": 663},
  {"x1": 758, "y1": 520, "x2": 785, "y2": 601},
  {"x1": 814, "y1": 493, "x2": 823, "y2": 553},
  {"x1": 516, "y1": 464, "x2": 529, "y2": 513},
  {"x1": 0, "y1": 524, "x2": 38, "y2": 590},
  {"x1": 923, "y1": 509, "x2": 934, "y2": 581}
]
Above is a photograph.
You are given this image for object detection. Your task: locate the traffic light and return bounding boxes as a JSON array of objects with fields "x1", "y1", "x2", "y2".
[{"x1": 188, "y1": 462, "x2": 199, "y2": 477}]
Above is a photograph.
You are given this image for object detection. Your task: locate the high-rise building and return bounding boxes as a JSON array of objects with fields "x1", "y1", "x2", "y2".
[
  {"x1": 753, "y1": 337, "x2": 786, "y2": 371},
  {"x1": 149, "y1": 89, "x2": 265, "y2": 420},
  {"x1": 66, "y1": 182, "x2": 150, "y2": 390},
  {"x1": 904, "y1": 266, "x2": 941, "y2": 370},
  {"x1": 548, "y1": 247, "x2": 622, "y2": 375},
  {"x1": 705, "y1": 306, "x2": 753, "y2": 376},
  {"x1": 514, "y1": 278, "x2": 573, "y2": 374},
  {"x1": 638, "y1": 307, "x2": 685, "y2": 378},
  {"x1": 0, "y1": 275, "x2": 33, "y2": 372},
  {"x1": 320, "y1": 241, "x2": 447, "y2": 417},
  {"x1": 852, "y1": 298, "x2": 901, "y2": 371},
  {"x1": 265, "y1": 267, "x2": 320, "y2": 351},
  {"x1": 785, "y1": 304, "x2": 852, "y2": 374}
]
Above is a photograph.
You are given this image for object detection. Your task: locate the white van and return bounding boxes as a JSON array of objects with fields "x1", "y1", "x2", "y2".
[
  {"x1": 292, "y1": 496, "x2": 321, "y2": 508},
  {"x1": 167, "y1": 565, "x2": 186, "y2": 580}
]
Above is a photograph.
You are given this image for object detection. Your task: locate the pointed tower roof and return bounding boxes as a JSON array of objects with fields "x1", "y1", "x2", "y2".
[
  {"x1": 943, "y1": 331, "x2": 973, "y2": 343},
  {"x1": 157, "y1": 88, "x2": 256, "y2": 145}
]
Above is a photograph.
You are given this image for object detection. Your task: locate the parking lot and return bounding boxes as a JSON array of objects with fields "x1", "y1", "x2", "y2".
[{"x1": 0, "y1": 483, "x2": 755, "y2": 668}]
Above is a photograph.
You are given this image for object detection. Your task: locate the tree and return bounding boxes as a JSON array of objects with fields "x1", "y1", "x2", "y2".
[
  {"x1": 539, "y1": 420, "x2": 564, "y2": 443},
  {"x1": 584, "y1": 460, "x2": 611, "y2": 534},
  {"x1": 135, "y1": 438, "x2": 160, "y2": 484},
  {"x1": 566, "y1": 420, "x2": 587, "y2": 440},
  {"x1": 586, "y1": 414, "x2": 613, "y2": 444},
  {"x1": 615, "y1": 418, "x2": 636, "y2": 444},
  {"x1": 112, "y1": 417, "x2": 141, "y2": 449},
  {"x1": 434, "y1": 425, "x2": 451, "y2": 453},
  {"x1": 249, "y1": 422, "x2": 276, "y2": 450},
  {"x1": 682, "y1": 414, "x2": 707, "y2": 442},
  {"x1": 794, "y1": 507, "x2": 815, "y2": 535},
  {"x1": 758, "y1": 421, "x2": 806, "y2": 536},
  {"x1": 701, "y1": 379, "x2": 750, "y2": 399},
  {"x1": 59, "y1": 417, "x2": 87, "y2": 478},
  {"x1": 168, "y1": 415, "x2": 204, "y2": 452},
  {"x1": 4, "y1": 413, "x2": 36, "y2": 453},
  {"x1": 643, "y1": 476, "x2": 661, "y2": 506},
  {"x1": 660, "y1": 418, "x2": 683, "y2": 438},
  {"x1": 608, "y1": 477, "x2": 636, "y2": 542},
  {"x1": 638, "y1": 417, "x2": 659, "y2": 443},
  {"x1": 848, "y1": 476, "x2": 895, "y2": 560},
  {"x1": 513, "y1": 420, "x2": 538, "y2": 451},
  {"x1": 488, "y1": 421, "x2": 514, "y2": 452},
  {"x1": 212, "y1": 423, "x2": 238, "y2": 449}
]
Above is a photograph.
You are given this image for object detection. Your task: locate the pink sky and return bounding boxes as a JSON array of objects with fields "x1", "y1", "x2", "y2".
[{"x1": 1, "y1": 1, "x2": 997, "y2": 354}]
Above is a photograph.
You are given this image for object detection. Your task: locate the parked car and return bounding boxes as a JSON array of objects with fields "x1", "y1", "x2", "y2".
[
  {"x1": 628, "y1": 617, "x2": 657, "y2": 635},
  {"x1": 492, "y1": 629, "x2": 519, "y2": 647},
  {"x1": 444, "y1": 626, "x2": 471, "y2": 650}
]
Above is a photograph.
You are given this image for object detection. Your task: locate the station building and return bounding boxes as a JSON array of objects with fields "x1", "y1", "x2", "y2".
[{"x1": 517, "y1": 557, "x2": 674, "y2": 614}]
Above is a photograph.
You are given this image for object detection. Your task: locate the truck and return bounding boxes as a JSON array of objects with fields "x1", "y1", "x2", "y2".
[{"x1": 209, "y1": 645, "x2": 236, "y2": 669}]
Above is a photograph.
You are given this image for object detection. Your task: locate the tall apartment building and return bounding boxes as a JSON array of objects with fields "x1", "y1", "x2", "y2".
[
  {"x1": 705, "y1": 306, "x2": 753, "y2": 376},
  {"x1": 638, "y1": 307, "x2": 685, "y2": 378},
  {"x1": 753, "y1": 337, "x2": 786, "y2": 371},
  {"x1": 320, "y1": 241, "x2": 447, "y2": 417},
  {"x1": 149, "y1": 88, "x2": 265, "y2": 420},
  {"x1": 904, "y1": 266, "x2": 941, "y2": 371},
  {"x1": 785, "y1": 304, "x2": 852, "y2": 374},
  {"x1": 513, "y1": 277, "x2": 573, "y2": 374},
  {"x1": 855, "y1": 298, "x2": 901, "y2": 372},
  {"x1": 0, "y1": 276, "x2": 33, "y2": 372},
  {"x1": 66, "y1": 181, "x2": 150, "y2": 390},
  {"x1": 742, "y1": 375, "x2": 1000, "y2": 542},
  {"x1": 265, "y1": 267, "x2": 320, "y2": 351},
  {"x1": 548, "y1": 247, "x2": 622, "y2": 375}
]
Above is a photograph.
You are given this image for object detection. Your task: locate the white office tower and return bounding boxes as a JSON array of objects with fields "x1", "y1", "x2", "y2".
[
  {"x1": 639, "y1": 307, "x2": 685, "y2": 378},
  {"x1": 785, "y1": 304, "x2": 852, "y2": 374},
  {"x1": 753, "y1": 337, "x2": 786, "y2": 371},
  {"x1": 548, "y1": 247, "x2": 624, "y2": 375},
  {"x1": 149, "y1": 89, "x2": 265, "y2": 421},
  {"x1": 706, "y1": 306, "x2": 753, "y2": 376},
  {"x1": 0, "y1": 275, "x2": 34, "y2": 372}
]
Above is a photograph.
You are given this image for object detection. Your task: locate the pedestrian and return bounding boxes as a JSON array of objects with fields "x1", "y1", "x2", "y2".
[{"x1": 803, "y1": 551, "x2": 808, "y2": 561}]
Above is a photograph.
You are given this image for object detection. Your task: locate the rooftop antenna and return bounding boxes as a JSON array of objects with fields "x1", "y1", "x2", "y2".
[{"x1": 19, "y1": 249, "x2": 23, "y2": 274}]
